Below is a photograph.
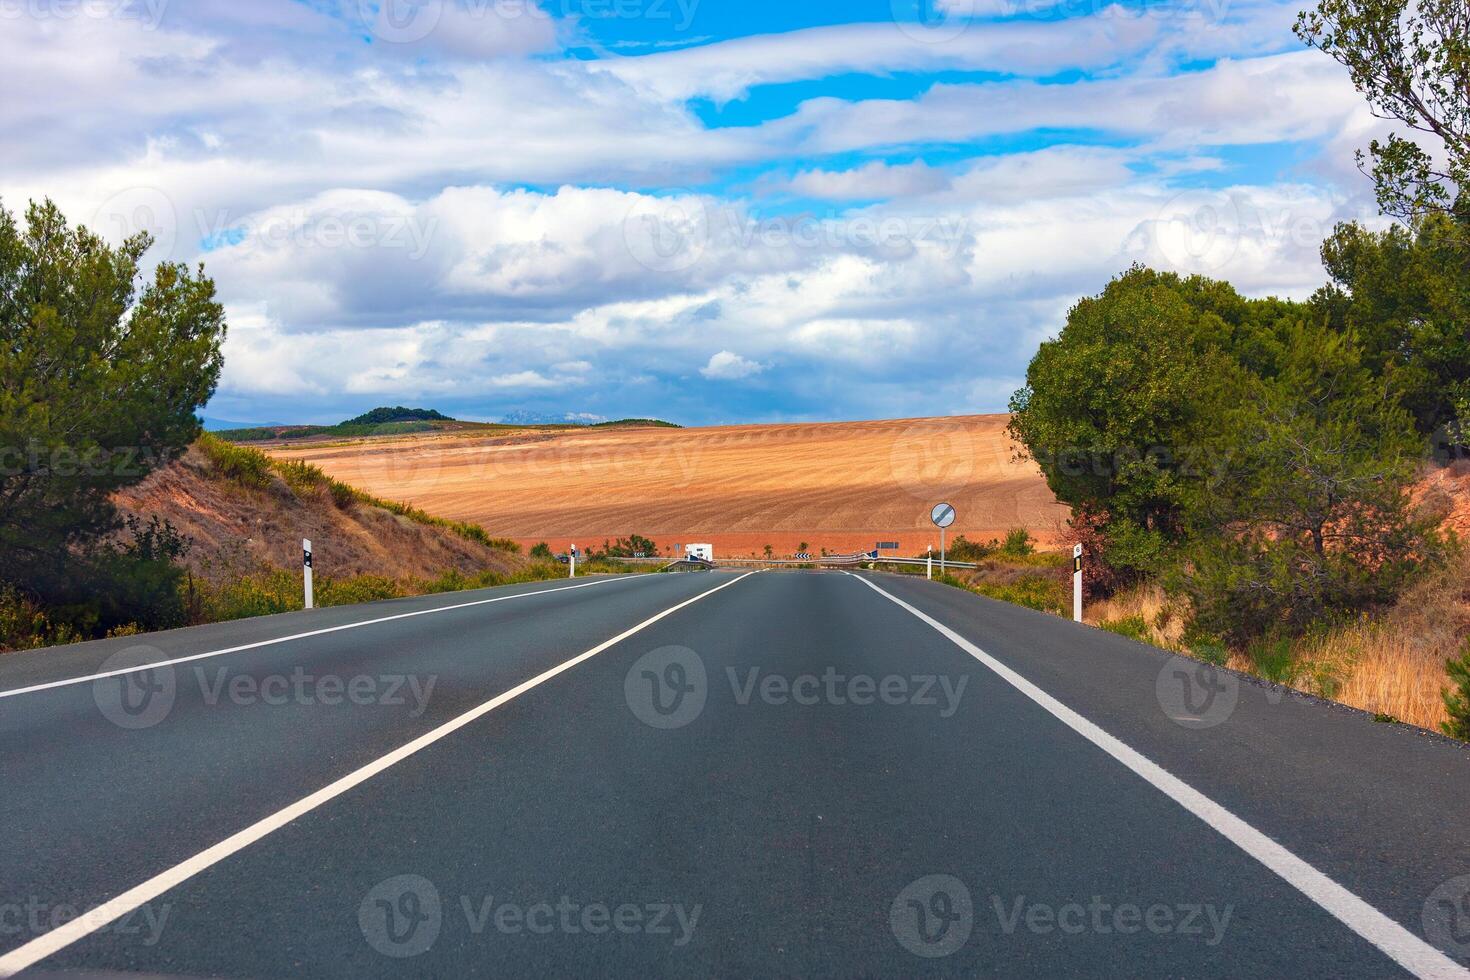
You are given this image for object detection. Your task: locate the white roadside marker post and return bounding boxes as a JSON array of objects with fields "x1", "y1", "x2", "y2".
[
  {"x1": 926, "y1": 545, "x2": 933, "y2": 581},
  {"x1": 303, "y1": 539, "x2": 314, "y2": 610},
  {"x1": 1072, "y1": 543, "x2": 1083, "y2": 623},
  {"x1": 569, "y1": 544, "x2": 576, "y2": 579}
]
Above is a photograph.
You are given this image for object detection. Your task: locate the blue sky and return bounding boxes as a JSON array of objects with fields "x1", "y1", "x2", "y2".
[{"x1": 0, "y1": 0, "x2": 1388, "y2": 426}]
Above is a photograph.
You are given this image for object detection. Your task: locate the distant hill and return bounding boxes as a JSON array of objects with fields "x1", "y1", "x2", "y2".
[
  {"x1": 594, "y1": 418, "x2": 682, "y2": 428},
  {"x1": 216, "y1": 408, "x2": 680, "y2": 443},
  {"x1": 344, "y1": 407, "x2": 453, "y2": 426},
  {"x1": 202, "y1": 416, "x2": 280, "y2": 432}
]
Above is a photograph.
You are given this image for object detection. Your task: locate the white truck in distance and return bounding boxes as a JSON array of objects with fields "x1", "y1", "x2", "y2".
[{"x1": 685, "y1": 543, "x2": 714, "y2": 562}]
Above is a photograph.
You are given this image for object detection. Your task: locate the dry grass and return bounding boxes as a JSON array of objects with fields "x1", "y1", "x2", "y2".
[
  {"x1": 1087, "y1": 559, "x2": 1468, "y2": 734},
  {"x1": 1284, "y1": 623, "x2": 1451, "y2": 731},
  {"x1": 1085, "y1": 585, "x2": 1185, "y2": 649},
  {"x1": 1309, "y1": 549, "x2": 1470, "y2": 731}
]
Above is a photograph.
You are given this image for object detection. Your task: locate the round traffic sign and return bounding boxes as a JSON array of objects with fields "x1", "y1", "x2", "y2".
[{"x1": 931, "y1": 502, "x2": 956, "y2": 528}]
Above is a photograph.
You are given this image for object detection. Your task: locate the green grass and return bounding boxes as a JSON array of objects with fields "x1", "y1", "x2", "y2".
[
  {"x1": 931, "y1": 569, "x2": 1070, "y2": 617},
  {"x1": 1098, "y1": 614, "x2": 1152, "y2": 642}
]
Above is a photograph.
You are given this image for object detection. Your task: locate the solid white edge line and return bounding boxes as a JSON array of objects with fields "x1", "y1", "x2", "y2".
[
  {"x1": 843, "y1": 571, "x2": 1469, "y2": 980},
  {"x1": 0, "y1": 575, "x2": 647, "y2": 701},
  {"x1": 0, "y1": 570, "x2": 757, "y2": 977}
]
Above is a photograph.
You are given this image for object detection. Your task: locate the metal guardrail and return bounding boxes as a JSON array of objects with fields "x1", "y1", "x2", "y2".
[{"x1": 595, "y1": 554, "x2": 981, "y2": 571}]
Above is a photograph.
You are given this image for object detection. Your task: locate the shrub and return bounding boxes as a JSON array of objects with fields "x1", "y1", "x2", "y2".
[
  {"x1": 1000, "y1": 528, "x2": 1035, "y2": 557},
  {"x1": 197, "y1": 570, "x2": 299, "y2": 622},
  {"x1": 971, "y1": 575, "x2": 1069, "y2": 615},
  {"x1": 944, "y1": 536, "x2": 994, "y2": 562},
  {"x1": 530, "y1": 542, "x2": 553, "y2": 559},
  {"x1": 0, "y1": 586, "x2": 82, "y2": 651},
  {"x1": 1443, "y1": 643, "x2": 1470, "y2": 741},
  {"x1": 316, "y1": 575, "x2": 403, "y2": 607},
  {"x1": 1246, "y1": 635, "x2": 1298, "y2": 686},
  {"x1": 276, "y1": 459, "x2": 329, "y2": 495},
  {"x1": 197, "y1": 433, "x2": 272, "y2": 488}
]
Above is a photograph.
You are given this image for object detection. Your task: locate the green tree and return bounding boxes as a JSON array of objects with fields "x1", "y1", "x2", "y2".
[
  {"x1": 1295, "y1": 0, "x2": 1469, "y2": 221},
  {"x1": 1312, "y1": 212, "x2": 1470, "y2": 436},
  {"x1": 0, "y1": 199, "x2": 225, "y2": 626},
  {"x1": 1443, "y1": 643, "x2": 1470, "y2": 740},
  {"x1": 1007, "y1": 267, "x2": 1249, "y2": 578},
  {"x1": 1179, "y1": 321, "x2": 1442, "y2": 643}
]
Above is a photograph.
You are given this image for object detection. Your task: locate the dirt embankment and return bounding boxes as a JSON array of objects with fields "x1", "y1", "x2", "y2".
[{"x1": 113, "y1": 445, "x2": 525, "y2": 585}]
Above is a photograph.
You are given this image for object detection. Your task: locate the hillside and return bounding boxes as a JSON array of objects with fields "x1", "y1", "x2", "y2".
[
  {"x1": 112, "y1": 437, "x2": 527, "y2": 586},
  {"x1": 216, "y1": 408, "x2": 682, "y2": 444},
  {"x1": 263, "y1": 414, "x2": 1071, "y2": 555}
]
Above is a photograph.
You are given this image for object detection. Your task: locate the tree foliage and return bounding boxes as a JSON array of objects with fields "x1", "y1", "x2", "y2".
[
  {"x1": 0, "y1": 199, "x2": 225, "y2": 626},
  {"x1": 1178, "y1": 322, "x2": 1440, "y2": 643},
  {"x1": 1007, "y1": 267, "x2": 1286, "y2": 578},
  {"x1": 1009, "y1": 266, "x2": 1443, "y2": 642},
  {"x1": 1295, "y1": 0, "x2": 1469, "y2": 221},
  {"x1": 1312, "y1": 212, "x2": 1470, "y2": 436}
]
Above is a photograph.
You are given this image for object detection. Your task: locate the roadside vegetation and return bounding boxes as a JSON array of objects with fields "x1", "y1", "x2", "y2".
[
  {"x1": 1003, "y1": 0, "x2": 1470, "y2": 738},
  {"x1": 0, "y1": 211, "x2": 641, "y2": 653},
  {"x1": 196, "y1": 434, "x2": 518, "y2": 551}
]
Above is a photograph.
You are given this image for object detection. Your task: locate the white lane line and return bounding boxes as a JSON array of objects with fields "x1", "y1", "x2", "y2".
[
  {"x1": 0, "y1": 570, "x2": 756, "y2": 977},
  {"x1": 844, "y1": 572, "x2": 1469, "y2": 980},
  {"x1": 0, "y1": 575, "x2": 648, "y2": 701}
]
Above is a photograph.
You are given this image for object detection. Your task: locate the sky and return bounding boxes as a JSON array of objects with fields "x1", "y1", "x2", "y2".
[{"x1": 0, "y1": 0, "x2": 1393, "y2": 426}]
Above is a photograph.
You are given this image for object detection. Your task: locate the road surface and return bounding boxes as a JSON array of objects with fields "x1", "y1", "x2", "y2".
[{"x1": 0, "y1": 570, "x2": 1467, "y2": 977}]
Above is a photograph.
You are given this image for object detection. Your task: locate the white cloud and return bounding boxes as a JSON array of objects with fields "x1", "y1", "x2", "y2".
[
  {"x1": 700, "y1": 351, "x2": 766, "y2": 380},
  {"x1": 781, "y1": 161, "x2": 950, "y2": 200},
  {"x1": 0, "y1": 1, "x2": 1406, "y2": 424}
]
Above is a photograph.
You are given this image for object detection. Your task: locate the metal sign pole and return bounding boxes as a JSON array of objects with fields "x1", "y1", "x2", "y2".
[{"x1": 930, "y1": 502, "x2": 956, "y2": 578}]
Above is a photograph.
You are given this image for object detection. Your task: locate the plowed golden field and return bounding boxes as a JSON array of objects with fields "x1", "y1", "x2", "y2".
[{"x1": 265, "y1": 415, "x2": 1068, "y2": 557}]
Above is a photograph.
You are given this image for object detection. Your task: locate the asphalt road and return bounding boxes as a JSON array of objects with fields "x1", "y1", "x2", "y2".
[{"x1": 1, "y1": 569, "x2": 1468, "y2": 978}]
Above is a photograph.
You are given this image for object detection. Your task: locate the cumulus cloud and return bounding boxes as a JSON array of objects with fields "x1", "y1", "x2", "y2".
[
  {"x1": 700, "y1": 351, "x2": 766, "y2": 380},
  {"x1": 0, "y1": 0, "x2": 1401, "y2": 424}
]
